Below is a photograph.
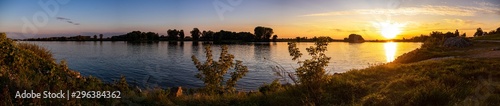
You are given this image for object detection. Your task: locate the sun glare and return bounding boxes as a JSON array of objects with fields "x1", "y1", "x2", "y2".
[
  {"x1": 384, "y1": 42, "x2": 397, "y2": 62},
  {"x1": 373, "y1": 21, "x2": 405, "y2": 39}
]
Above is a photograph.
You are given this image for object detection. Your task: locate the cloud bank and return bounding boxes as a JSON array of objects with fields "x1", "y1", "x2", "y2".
[{"x1": 302, "y1": 4, "x2": 500, "y2": 17}]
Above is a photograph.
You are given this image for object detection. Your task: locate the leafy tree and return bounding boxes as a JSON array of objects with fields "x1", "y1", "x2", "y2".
[
  {"x1": 288, "y1": 37, "x2": 331, "y2": 85},
  {"x1": 201, "y1": 30, "x2": 215, "y2": 41},
  {"x1": 93, "y1": 35, "x2": 97, "y2": 40},
  {"x1": 167, "y1": 29, "x2": 179, "y2": 40},
  {"x1": 255, "y1": 27, "x2": 264, "y2": 41},
  {"x1": 179, "y1": 30, "x2": 185, "y2": 41},
  {"x1": 264, "y1": 28, "x2": 273, "y2": 40},
  {"x1": 254, "y1": 26, "x2": 273, "y2": 41},
  {"x1": 430, "y1": 31, "x2": 444, "y2": 39},
  {"x1": 497, "y1": 27, "x2": 500, "y2": 34},
  {"x1": 99, "y1": 34, "x2": 103, "y2": 40},
  {"x1": 145, "y1": 32, "x2": 159, "y2": 41},
  {"x1": 488, "y1": 30, "x2": 497, "y2": 35},
  {"x1": 272, "y1": 35, "x2": 278, "y2": 42},
  {"x1": 190, "y1": 28, "x2": 201, "y2": 41},
  {"x1": 191, "y1": 45, "x2": 248, "y2": 94},
  {"x1": 474, "y1": 27, "x2": 484, "y2": 37},
  {"x1": 288, "y1": 37, "x2": 331, "y2": 104},
  {"x1": 238, "y1": 32, "x2": 255, "y2": 42},
  {"x1": 444, "y1": 31, "x2": 455, "y2": 38}
]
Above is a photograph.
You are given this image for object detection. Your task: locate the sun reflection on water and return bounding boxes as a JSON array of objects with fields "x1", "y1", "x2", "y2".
[{"x1": 384, "y1": 42, "x2": 398, "y2": 62}]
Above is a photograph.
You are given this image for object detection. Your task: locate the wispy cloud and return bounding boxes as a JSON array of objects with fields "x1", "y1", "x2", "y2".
[
  {"x1": 475, "y1": 1, "x2": 499, "y2": 7},
  {"x1": 56, "y1": 17, "x2": 80, "y2": 25},
  {"x1": 302, "y1": 5, "x2": 500, "y2": 17},
  {"x1": 331, "y1": 28, "x2": 365, "y2": 33},
  {"x1": 56, "y1": 17, "x2": 70, "y2": 20}
]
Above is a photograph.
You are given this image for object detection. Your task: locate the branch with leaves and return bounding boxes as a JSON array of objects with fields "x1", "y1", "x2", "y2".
[{"x1": 191, "y1": 45, "x2": 248, "y2": 94}]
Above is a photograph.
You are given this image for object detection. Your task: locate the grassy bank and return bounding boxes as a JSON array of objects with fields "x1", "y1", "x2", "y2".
[
  {"x1": 1, "y1": 33, "x2": 179, "y2": 105},
  {"x1": 473, "y1": 33, "x2": 500, "y2": 40},
  {"x1": 2, "y1": 32, "x2": 500, "y2": 105}
]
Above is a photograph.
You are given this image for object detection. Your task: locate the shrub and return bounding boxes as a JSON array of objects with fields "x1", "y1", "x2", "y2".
[
  {"x1": 287, "y1": 37, "x2": 331, "y2": 85},
  {"x1": 259, "y1": 79, "x2": 283, "y2": 95},
  {"x1": 191, "y1": 45, "x2": 248, "y2": 94},
  {"x1": 287, "y1": 37, "x2": 331, "y2": 104},
  {"x1": 16, "y1": 42, "x2": 53, "y2": 61}
]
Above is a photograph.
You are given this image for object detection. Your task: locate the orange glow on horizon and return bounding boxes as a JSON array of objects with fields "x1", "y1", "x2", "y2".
[{"x1": 373, "y1": 21, "x2": 405, "y2": 39}]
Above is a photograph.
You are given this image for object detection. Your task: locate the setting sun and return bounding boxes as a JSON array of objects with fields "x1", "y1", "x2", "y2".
[{"x1": 373, "y1": 21, "x2": 405, "y2": 39}]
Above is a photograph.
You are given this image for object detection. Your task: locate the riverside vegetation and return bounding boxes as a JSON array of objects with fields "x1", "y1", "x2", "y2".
[{"x1": 1, "y1": 32, "x2": 500, "y2": 105}]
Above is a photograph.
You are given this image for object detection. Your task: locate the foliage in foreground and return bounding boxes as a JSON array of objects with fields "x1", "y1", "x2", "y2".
[
  {"x1": 173, "y1": 58, "x2": 500, "y2": 105},
  {"x1": 0, "y1": 33, "x2": 177, "y2": 105},
  {"x1": 191, "y1": 45, "x2": 248, "y2": 94}
]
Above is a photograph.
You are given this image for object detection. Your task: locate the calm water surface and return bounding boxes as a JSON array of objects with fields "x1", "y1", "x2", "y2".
[{"x1": 26, "y1": 41, "x2": 421, "y2": 90}]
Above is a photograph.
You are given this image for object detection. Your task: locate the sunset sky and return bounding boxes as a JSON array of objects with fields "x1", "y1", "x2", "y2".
[{"x1": 1, "y1": 0, "x2": 499, "y2": 39}]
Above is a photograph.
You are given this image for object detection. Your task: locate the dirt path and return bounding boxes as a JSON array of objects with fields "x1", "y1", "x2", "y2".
[
  {"x1": 425, "y1": 40, "x2": 500, "y2": 60},
  {"x1": 467, "y1": 40, "x2": 500, "y2": 58},
  {"x1": 468, "y1": 50, "x2": 500, "y2": 58}
]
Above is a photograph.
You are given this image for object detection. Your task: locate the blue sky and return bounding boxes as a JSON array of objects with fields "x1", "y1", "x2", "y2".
[{"x1": 1, "y1": 0, "x2": 499, "y2": 39}]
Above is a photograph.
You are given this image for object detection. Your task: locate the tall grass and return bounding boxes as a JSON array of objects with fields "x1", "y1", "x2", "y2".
[{"x1": 16, "y1": 42, "x2": 53, "y2": 61}]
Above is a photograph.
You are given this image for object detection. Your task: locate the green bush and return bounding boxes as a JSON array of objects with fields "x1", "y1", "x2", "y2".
[
  {"x1": 287, "y1": 39, "x2": 331, "y2": 85},
  {"x1": 16, "y1": 42, "x2": 53, "y2": 61},
  {"x1": 191, "y1": 45, "x2": 248, "y2": 94},
  {"x1": 259, "y1": 79, "x2": 284, "y2": 95},
  {"x1": 287, "y1": 37, "x2": 332, "y2": 105},
  {"x1": 0, "y1": 32, "x2": 174, "y2": 105}
]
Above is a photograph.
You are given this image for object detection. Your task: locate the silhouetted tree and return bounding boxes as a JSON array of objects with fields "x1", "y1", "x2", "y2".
[
  {"x1": 461, "y1": 33, "x2": 466, "y2": 37},
  {"x1": 488, "y1": 30, "x2": 496, "y2": 35},
  {"x1": 145, "y1": 32, "x2": 159, "y2": 41},
  {"x1": 254, "y1": 26, "x2": 273, "y2": 41},
  {"x1": 109, "y1": 31, "x2": 160, "y2": 42},
  {"x1": 272, "y1": 35, "x2": 278, "y2": 42},
  {"x1": 455, "y1": 29, "x2": 459, "y2": 37},
  {"x1": 99, "y1": 34, "x2": 103, "y2": 40},
  {"x1": 430, "y1": 31, "x2": 444, "y2": 40},
  {"x1": 202, "y1": 30, "x2": 215, "y2": 41},
  {"x1": 444, "y1": 31, "x2": 455, "y2": 38},
  {"x1": 167, "y1": 29, "x2": 179, "y2": 40},
  {"x1": 191, "y1": 28, "x2": 201, "y2": 41},
  {"x1": 474, "y1": 27, "x2": 484, "y2": 37},
  {"x1": 93, "y1": 35, "x2": 97, "y2": 40},
  {"x1": 497, "y1": 27, "x2": 500, "y2": 34},
  {"x1": 179, "y1": 30, "x2": 185, "y2": 41}
]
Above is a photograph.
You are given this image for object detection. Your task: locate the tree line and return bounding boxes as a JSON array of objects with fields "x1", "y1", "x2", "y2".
[
  {"x1": 402, "y1": 27, "x2": 500, "y2": 42},
  {"x1": 25, "y1": 26, "x2": 278, "y2": 43}
]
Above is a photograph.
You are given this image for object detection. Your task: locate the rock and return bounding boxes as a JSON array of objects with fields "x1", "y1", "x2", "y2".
[
  {"x1": 135, "y1": 86, "x2": 142, "y2": 93},
  {"x1": 169, "y1": 86, "x2": 183, "y2": 97},
  {"x1": 492, "y1": 47, "x2": 500, "y2": 51},
  {"x1": 443, "y1": 37, "x2": 472, "y2": 48},
  {"x1": 346, "y1": 34, "x2": 365, "y2": 43}
]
